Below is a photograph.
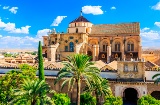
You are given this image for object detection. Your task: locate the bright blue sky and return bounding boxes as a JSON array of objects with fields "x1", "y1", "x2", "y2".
[{"x1": 0, "y1": 0, "x2": 160, "y2": 49}]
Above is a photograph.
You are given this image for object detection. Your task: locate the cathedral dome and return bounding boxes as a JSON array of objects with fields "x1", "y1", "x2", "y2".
[{"x1": 70, "y1": 16, "x2": 90, "y2": 23}]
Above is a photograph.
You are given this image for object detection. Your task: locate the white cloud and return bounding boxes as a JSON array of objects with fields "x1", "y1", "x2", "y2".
[
  {"x1": 82, "y1": 6, "x2": 103, "y2": 15},
  {"x1": 0, "y1": 19, "x2": 31, "y2": 34},
  {"x1": 3, "y1": 6, "x2": 9, "y2": 9},
  {"x1": 151, "y1": 2, "x2": 160, "y2": 10},
  {"x1": 111, "y1": 6, "x2": 116, "y2": 10},
  {"x1": 140, "y1": 28, "x2": 160, "y2": 40},
  {"x1": 0, "y1": 28, "x2": 51, "y2": 49},
  {"x1": 154, "y1": 22, "x2": 160, "y2": 27},
  {"x1": 141, "y1": 27, "x2": 150, "y2": 32},
  {"x1": 9, "y1": 7, "x2": 18, "y2": 14},
  {"x1": 140, "y1": 27, "x2": 160, "y2": 48},
  {"x1": 51, "y1": 16, "x2": 67, "y2": 26},
  {"x1": 36, "y1": 29, "x2": 51, "y2": 38}
]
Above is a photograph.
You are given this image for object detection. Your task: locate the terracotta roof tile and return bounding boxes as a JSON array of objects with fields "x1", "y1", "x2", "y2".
[{"x1": 91, "y1": 22, "x2": 140, "y2": 34}]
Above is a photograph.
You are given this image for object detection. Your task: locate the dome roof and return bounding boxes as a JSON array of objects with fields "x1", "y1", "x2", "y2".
[{"x1": 70, "y1": 16, "x2": 90, "y2": 23}]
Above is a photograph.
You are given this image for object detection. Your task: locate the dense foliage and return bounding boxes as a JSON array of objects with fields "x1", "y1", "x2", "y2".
[
  {"x1": 52, "y1": 93, "x2": 70, "y2": 105},
  {"x1": 0, "y1": 64, "x2": 37, "y2": 104},
  {"x1": 11, "y1": 79, "x2": 54, "y2": 105},
  {"x1": 38, "y1": 41, "x2": 45, "y2": 80},
  {"x1": 80, "y1": 92, "x2": 96, "y2": 105},
  {"x1": 84, "y1": 78, "x2": 112, "y2": 105},
  {"x1": 138, "y1": 95, "x2": 160, "y2": 105},
  {"x1": 104, "y1": 95, "x2": 123, "y2": 105},
  {"x1": 55, "y1": 54, "x2": 101, "y2": 105}
]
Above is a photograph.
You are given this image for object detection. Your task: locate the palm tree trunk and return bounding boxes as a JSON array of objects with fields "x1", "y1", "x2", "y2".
[
  {"x1": 77, "y1": 78, "x2": 81, "y2": 105},
  {"x1": 96, "y1": 91, "x2": 101, "y2": 105},
  {"x1": 31, "y1": 99, "x2": 36, "y2": 105}
]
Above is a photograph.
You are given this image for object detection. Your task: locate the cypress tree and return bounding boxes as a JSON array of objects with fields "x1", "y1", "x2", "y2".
[{"x1": 38, "y1": 41, "x2": 45, "y2": 80}]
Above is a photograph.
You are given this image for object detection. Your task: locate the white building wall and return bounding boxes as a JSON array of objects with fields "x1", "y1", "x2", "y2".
[{"x1": 145, "y1": 71, "x2": 160, "y2": 81}]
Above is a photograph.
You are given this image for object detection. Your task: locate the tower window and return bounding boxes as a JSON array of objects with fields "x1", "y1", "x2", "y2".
[
  {"x1": 134, "y1": 64, "x2": 138, "y2": 72},
  {"x1": 124, "y1": 64, "x2": 128, "y2": 72},
  {"x1": 76, "y1": 28, "x2": 78, "y2": 33}
]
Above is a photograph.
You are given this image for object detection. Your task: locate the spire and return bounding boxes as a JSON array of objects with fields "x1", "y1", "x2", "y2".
[{"x1": 80, "y1": 10, "x2": 82, "y2": 16}]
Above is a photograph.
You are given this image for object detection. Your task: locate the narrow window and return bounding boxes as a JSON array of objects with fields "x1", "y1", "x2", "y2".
[
  {"x1": 69, "y1": 42, "x2": 74, "y2": 52},
  {"x1": 103, "y1": 45, "x2": 105, "y2": 51},
  {"x1": 115, "y1": 42, "x2": 120, "y2": 51},
  {"x1": 124, "y1": 64, "x2": 128, "y2": 72},
  {"x1": 76, "y1": 28, "x2": 78, "y2": 33},
  {"x1": 65, "y1": 46, "x2": 68, "y2": 51},
  {"x1": 134, "y1": 64, "x2": 138, "y2": 72}
]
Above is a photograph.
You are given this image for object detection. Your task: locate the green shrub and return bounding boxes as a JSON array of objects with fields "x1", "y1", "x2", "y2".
[
  {"x1": 52, "y1": 93, "x2": 70, "y2": 105},
  {"x1": 104, "y1": 95, "x2": 123, "y2": 105},
  {"x1": 138, "y1": 95, "x2": 160, "y2": 105},
  {"x1": 80, "y1": 92, "x2": 96, "y2": 105}
]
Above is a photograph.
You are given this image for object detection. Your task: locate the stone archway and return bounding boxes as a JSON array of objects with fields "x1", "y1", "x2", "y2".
[
  {"x1": 123, "y1": 88, "x2": 138, "y2": 105},
  {"x1": 151, "y1": 91, "x2": 160, "y2": 100}
]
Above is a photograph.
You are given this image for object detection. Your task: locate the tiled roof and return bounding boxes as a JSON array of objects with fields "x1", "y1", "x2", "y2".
[
  {"x1": 70, "y1": 16, "x2": 90, "y2": 23},
  {"x1": 91, "y1": 22, "x2": 140, "y2": 34}
]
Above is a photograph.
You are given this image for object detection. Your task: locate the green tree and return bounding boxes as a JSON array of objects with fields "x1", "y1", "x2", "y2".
[
  {"x1": 84, "y1": 78, "x2": 112, "y2": 105},
  {"x1": 137, "y1": 95, "x2": 160, "y2": 105},
  {"x1": 104, "y1": 95, "x2": 123, "y2": 105},
  {"x1": 55, "y1": 54, "x2": 100, "y2": 105},
  {"x1": 11, "y1": 79, "x2": 54, "y2": 105},
  {"x1": 80, "y1": 92, "x2": 96, "y2": 105},
  {"x1": 0, "y1": 64, "x2": 37, "y2": 104},
  {"x1": 38, "y1": 41, "x2": 45, "y2": 81},
  {"x1": 152, "y1": 73, "x2": 160, "y2": 84},
  {"x1": 52, "y1": 93, "x2": 70, "y2": 105}
]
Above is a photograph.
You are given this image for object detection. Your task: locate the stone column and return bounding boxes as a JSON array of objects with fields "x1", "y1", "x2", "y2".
[
  {"x1": 92, "y1": 45, "x2": 97, "y2": 61},
  {"x1": 47, "y1": 43, "x2": 59, "y2": 62},
  {"x1": 96, "y1": 45, "x2": 99, "y2": 61},
  {"x1": 107, "y1": 46, "x2": 111, "y2": 63},
  {"x1": 138, "y1": 45, "x2": 142, "y2": 60},
  {"x1": 122, "y1": 37, "x2": 126, "y2": 61}
]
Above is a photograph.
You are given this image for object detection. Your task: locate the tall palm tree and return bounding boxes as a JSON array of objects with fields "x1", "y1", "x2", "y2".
[
  {"x1": 152, "y1": 73, "x2": 160, "y2": 84},
  {"x1": 84, "y1": 78, "x2": 112, "y2": 105},
  {"x1": 11, "y1": 79, "x2": 54, "y2": 105},
  {"x1": 55, "y1": 54, "x2": 101, "y2": 105}
]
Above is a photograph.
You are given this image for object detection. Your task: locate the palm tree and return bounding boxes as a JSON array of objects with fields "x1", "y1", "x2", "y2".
[
  {"x1": 84, "y1": 78, "x2": 112, "y2": 105},
  {"x1": 152, "y1": 73, "x2": 160, "y2": 84},
  {"x1": 55, "y1": 54, "x2": 100, "y2": 105},
  {"x1": 11, "y1": 79, "x2": 54, "y2": 105}
]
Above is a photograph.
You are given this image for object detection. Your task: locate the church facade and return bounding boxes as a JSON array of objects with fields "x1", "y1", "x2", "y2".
[
  {"x1": 42, "y1": 14, "x2": 142, "y2": 63},
  {"x1": 42, "y1": 13, "x2": 160, "y2": 103}
]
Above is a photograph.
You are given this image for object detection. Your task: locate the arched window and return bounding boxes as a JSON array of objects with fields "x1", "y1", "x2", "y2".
[
  {"x1": 69, "y1": 42, "x2": 74, "y2": 52},
  {"x1": 127, "y1": 41, "x2": 134, "y2": 51},
  {"x1": 102, "y1": 41, "x2": 108, "y2": 52},
  {"x1": 115, "y1": 42, "x2": 120, "y2": 51}
]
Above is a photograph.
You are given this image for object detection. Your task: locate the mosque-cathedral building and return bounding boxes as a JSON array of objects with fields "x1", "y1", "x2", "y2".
[{"x1": 42, "y1": 13, "x2": 160, "y2": 103}]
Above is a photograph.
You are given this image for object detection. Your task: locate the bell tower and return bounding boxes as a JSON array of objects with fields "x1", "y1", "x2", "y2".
[{"x1": 67, "y1": 11, "x2": 93, "y2": 33}]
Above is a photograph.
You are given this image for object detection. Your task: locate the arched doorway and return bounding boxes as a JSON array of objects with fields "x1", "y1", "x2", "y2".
[
  {"x1": 151, "y1": 91, "x2": 160, "y2": 100},
  {"x1": 123, "y1": 88, "x2": 138, "y2": 105}
]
